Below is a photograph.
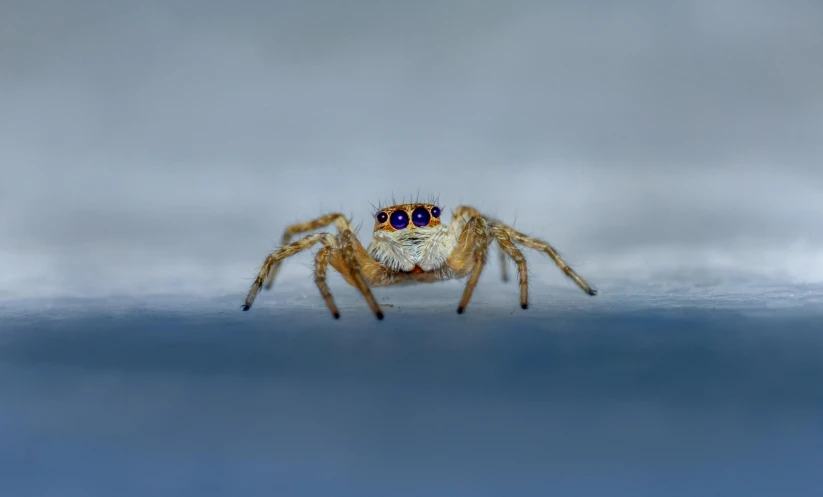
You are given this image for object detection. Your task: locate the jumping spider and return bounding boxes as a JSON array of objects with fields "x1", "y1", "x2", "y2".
[{"x1": 243, "y1": 202, "x2": 597, "y2": 319}]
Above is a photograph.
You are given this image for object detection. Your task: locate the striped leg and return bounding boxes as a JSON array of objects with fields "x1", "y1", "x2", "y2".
[
  {"x1": 243, "y1": 233, "x2": 335, "y2": 311},
  {"x1": 264, "y1": 213, "x2": 353, "y2": 290}
]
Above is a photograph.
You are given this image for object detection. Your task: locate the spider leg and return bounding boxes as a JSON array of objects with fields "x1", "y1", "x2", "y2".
[
  {"x1": 246, "y1": 228, "x2": 384, "y2": 319},
  {"x1": 451, "y1": 206, "x2": 510, "y2": 283},
  {"x1": 313, "y1": 246, "x2": 340, "y2": 318},
  {"x1": 498, "y1": 245, "x2": 510, "y2": 282},
  {"x1": 243, "y1": 232, "x2": 336, "y2": 311},
  {"x1": 451, "y1": 205, "x2": 596, "y2": 296},
  {"x1": 331, "y1": 230, "x2": 384, "y2": 319},
  {"x1": 490, "y1": 224, "x2": 529, "y2": 309},
  {"x1": 264, "y1": 212, "x2": 353, "y2": 290},
  {"x1": 446, "y1": 215, "x2": 492, "y2": 314},
  {"x1": 504, "y1": 228, "x2": 596, "y2": 295}
]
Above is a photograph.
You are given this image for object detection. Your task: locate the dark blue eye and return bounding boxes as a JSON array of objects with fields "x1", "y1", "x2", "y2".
[
  {"x1": 390, "y1": 210, "x2": 409, "y2": 229},
  {"x1": 376, "y1": 211, "x2": 388, "y2": 223},
  {"x1": 412, "y1": 206, "x2": 430, "y2": 227},
  {"x1": 431, "y1": 206, "x2": 441, "y2": 218}
]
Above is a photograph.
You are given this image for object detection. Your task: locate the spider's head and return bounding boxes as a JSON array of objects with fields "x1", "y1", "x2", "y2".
[
  {"x1": 372, "y1": 203, "x2": 442, "y2": 232},
  {"x1": 368, "y1": 203, "x2": 455, "y2": 272}
]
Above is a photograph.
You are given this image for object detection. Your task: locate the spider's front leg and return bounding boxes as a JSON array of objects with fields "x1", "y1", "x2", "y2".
[
  {"x1": 447, "y1": 214, "x2": 529, "y2": 313},
  {"x1": 455, "y1": 217, "x2": 490, "y2": 314},
  {"x1": 450, "y1": 206, "x2": 512, "y2": 283},
  {"x1": 264, "y1": 212, "x2": 354, "y2": 290},
  {"x1": 319, "y1": 230, "x2": 385, "y2": 320}
]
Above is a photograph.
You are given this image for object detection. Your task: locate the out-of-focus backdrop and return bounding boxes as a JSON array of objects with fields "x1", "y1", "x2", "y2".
[
  {"x1": 2, "y1": 0, "x2": 821, "y2": 299},
  {"x1": 3, "y1": 2, "x2": 823, "y2": 497}
]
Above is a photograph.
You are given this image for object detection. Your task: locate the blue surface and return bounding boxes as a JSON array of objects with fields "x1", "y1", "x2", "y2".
[{"x1": 1, "y1": 288, "x2": 822, "y2": 496}]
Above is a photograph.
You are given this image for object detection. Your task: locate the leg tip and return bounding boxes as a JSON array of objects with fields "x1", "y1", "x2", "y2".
[
  {"x1": 588, "y1": 289, "x2": 598, "y2": 296},
  {"x1": 376, "y1": 311, "x2": 384, "y2": 320},
  {"x1": 457, "y1": 306, "x2": 465, "y2": 314},
  {"x1": 333, "y1": 312, "x2": 340, "y2": 319},
  {"x1": 241, "y1": 304, "x2": 251, "y2": 311},
  {"x1": 521, "y1": 303, "x2": 528, "y2": 310}
]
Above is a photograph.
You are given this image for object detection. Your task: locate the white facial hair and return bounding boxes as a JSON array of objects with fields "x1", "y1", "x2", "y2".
[{"x1": 367, "y1": 225, "x2": 458, "y2": 272}]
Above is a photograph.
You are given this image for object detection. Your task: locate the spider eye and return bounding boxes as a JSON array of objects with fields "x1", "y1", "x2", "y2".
[
  {"x1": 376, "y1": 211, "x2": 388, "y2": 223},
  {"x1": 431, "y1": 206, "x2": 441, "y2": 218},
  {"x1": 412, "y1": 206, "x2": 431, "y2": 227},
  {"x1": 389, "y1": 210, "x2": 409, "y2": 230}
]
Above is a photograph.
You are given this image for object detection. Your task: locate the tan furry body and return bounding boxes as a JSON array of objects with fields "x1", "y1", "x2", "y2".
[{"x1": 243, "y1": 202, "x2": 597, "y2": 319}]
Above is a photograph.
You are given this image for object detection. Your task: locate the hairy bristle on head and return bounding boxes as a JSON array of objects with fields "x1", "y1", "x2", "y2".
[{"x1": 371, "y1": 192, "x2": 442, "y2": 215}]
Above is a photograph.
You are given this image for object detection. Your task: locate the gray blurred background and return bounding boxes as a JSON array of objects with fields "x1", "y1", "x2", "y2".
[
  {"x1": 3, "y1": 3, "x2": 823, "y2": 496},
  {"x1": 1, "y1": 0, "x2": 822, "y2": 299}
]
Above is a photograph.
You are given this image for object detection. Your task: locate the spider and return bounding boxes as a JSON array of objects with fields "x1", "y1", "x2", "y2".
[{"x1": 242, "y1": 202, "x2": 597, "y2": 319}]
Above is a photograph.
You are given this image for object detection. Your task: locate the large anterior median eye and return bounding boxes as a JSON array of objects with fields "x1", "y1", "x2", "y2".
[
  {"x1": 390, "y1": 210, "x2": 409, "y2": 229},
  {"x1": 412, "y1": 206, "x2": 431, "y2": 227}
]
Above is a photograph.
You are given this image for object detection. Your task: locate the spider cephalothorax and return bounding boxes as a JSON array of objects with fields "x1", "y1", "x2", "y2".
[{"x1": 243, "y1": 201, "x2": 597, "y2": 319}]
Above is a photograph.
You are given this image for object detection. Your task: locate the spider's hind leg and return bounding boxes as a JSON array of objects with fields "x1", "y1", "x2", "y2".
[
  {"x1": 243, "y1": 233, "x2": 336, "y2": 311},
  {"x1": 490, "y1": 224, "x2": 529, "y2": 309},
  {"x1": 498, "y1": 245, "x2": 510, "y2": 282},
  {"x1": 450, "y1": 204, "x2": 596, "y2": 297},
  {"x1": 244, "y1": 229, "x2": 384, "y2": 320},
  {"x1": 505, "y1": 229, "x2": 597, "y2": 296},
  {"x1": 313, "y1": 246, "x2": 340, "y2": 319}
]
